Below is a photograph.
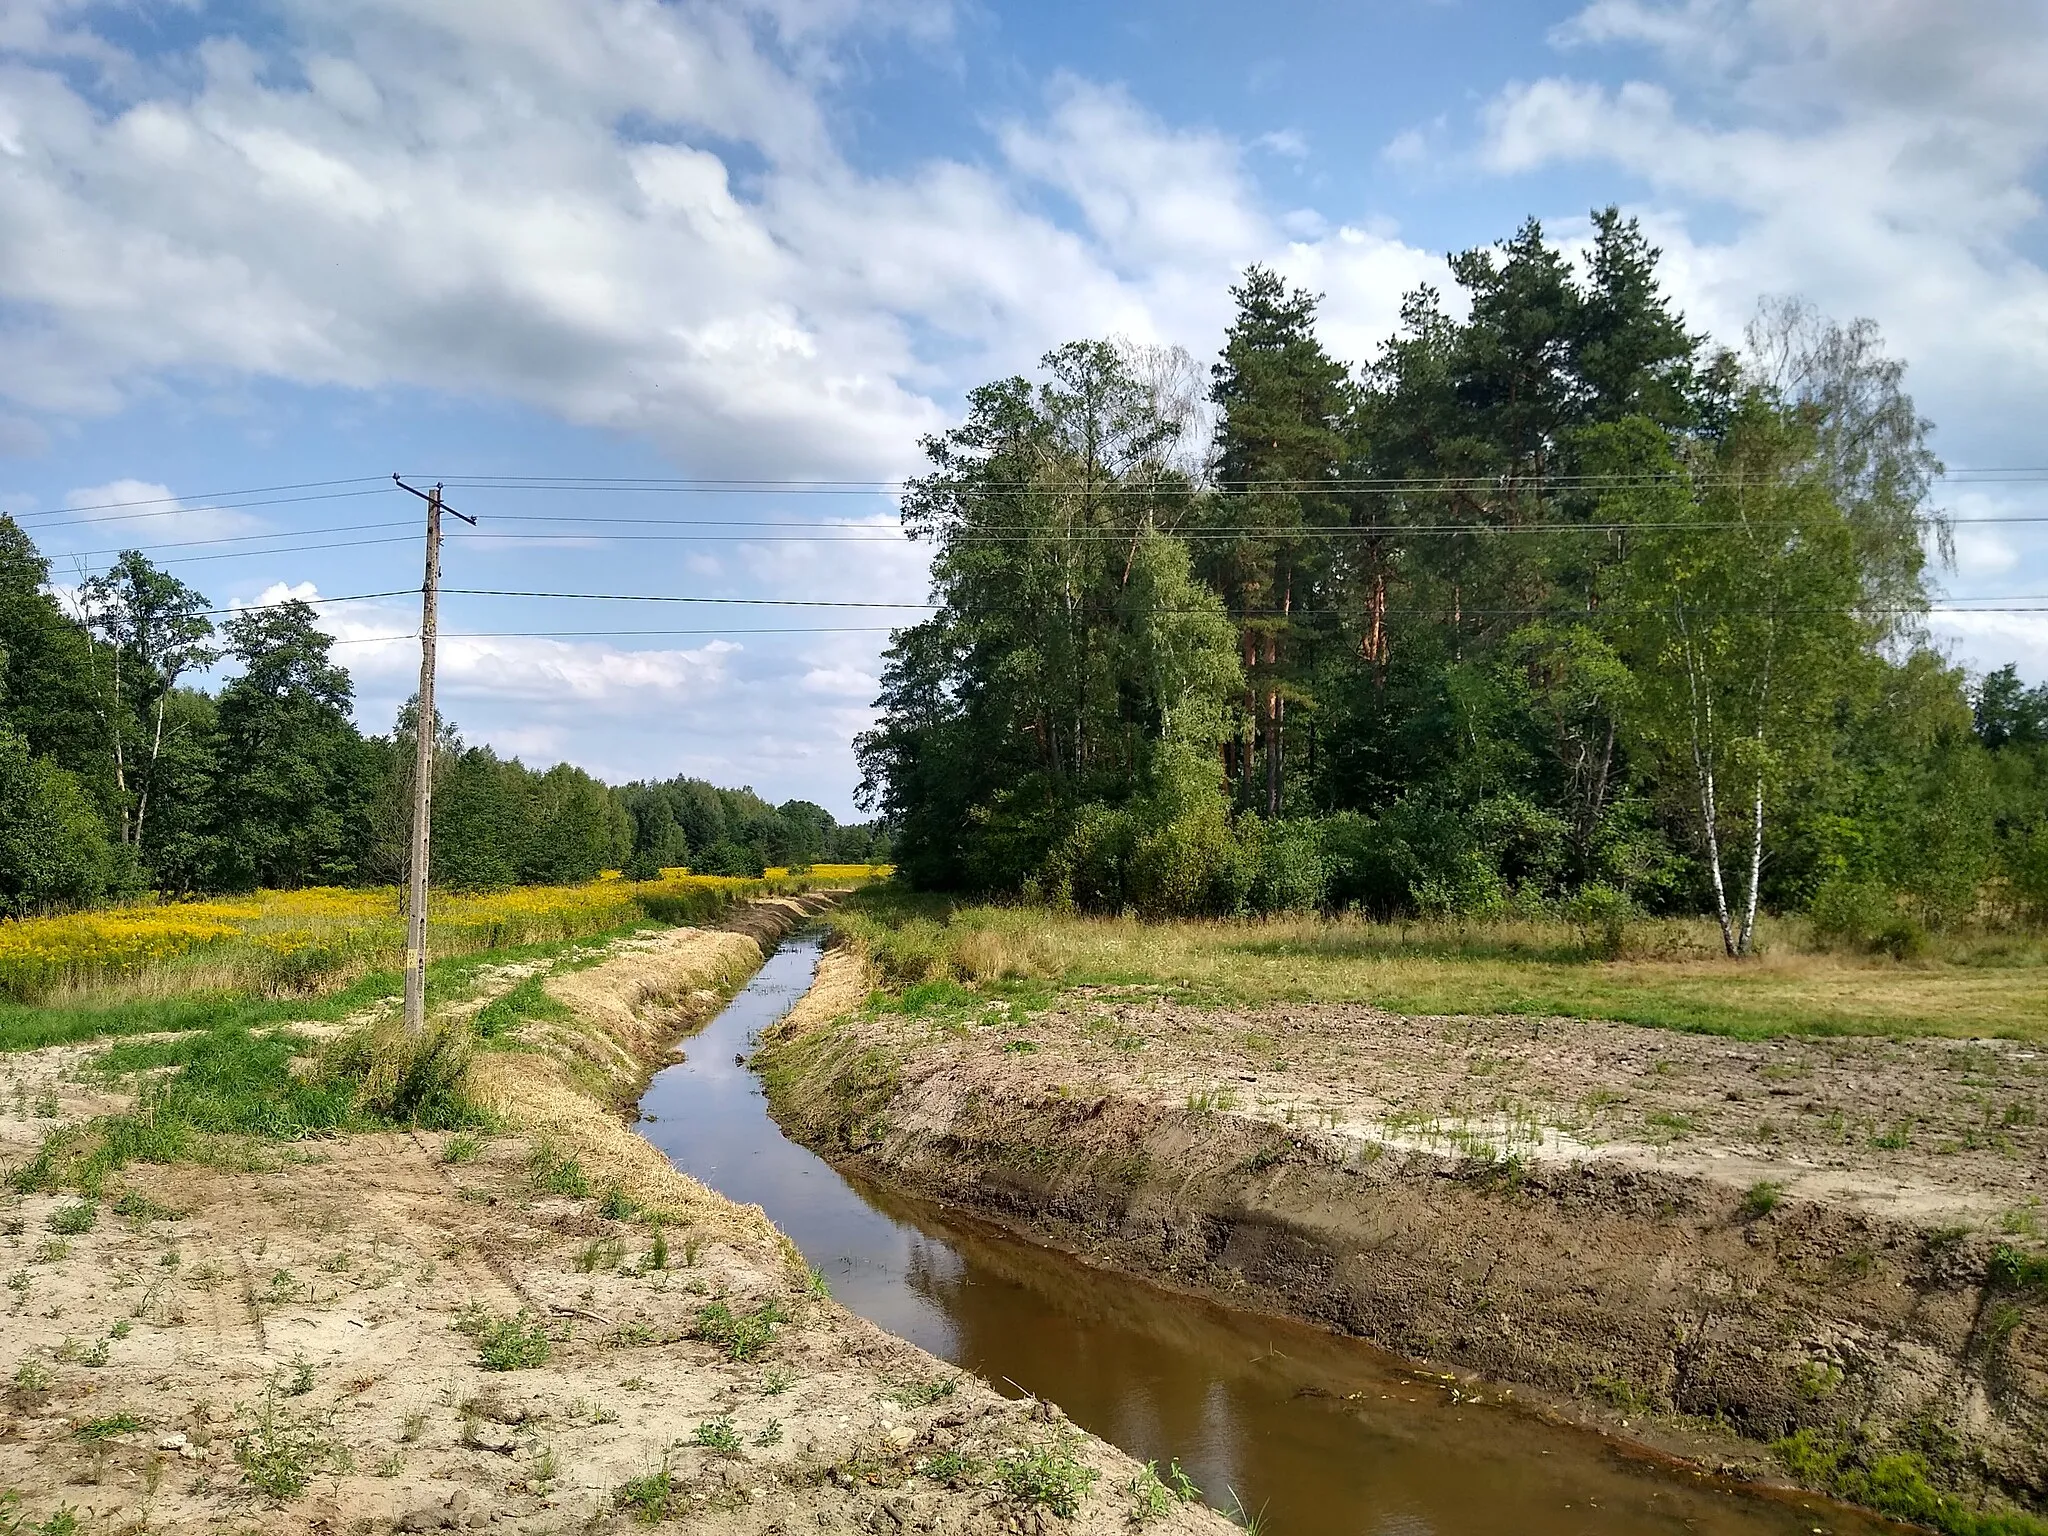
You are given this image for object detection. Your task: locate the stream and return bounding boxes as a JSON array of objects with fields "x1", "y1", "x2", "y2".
[{"x1": 635, "y1": 931, "x2": 1899, "y2": 1536}]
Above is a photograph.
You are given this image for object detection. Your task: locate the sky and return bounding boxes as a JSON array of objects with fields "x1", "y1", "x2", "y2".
[{"x1": 2, "y1": 0, "x2": 2045, "y2": 819}]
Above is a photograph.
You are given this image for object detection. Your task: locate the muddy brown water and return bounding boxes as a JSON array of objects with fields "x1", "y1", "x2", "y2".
[{"x1": 637, "y1": 933, "x2": 1905, "y2": 1536}]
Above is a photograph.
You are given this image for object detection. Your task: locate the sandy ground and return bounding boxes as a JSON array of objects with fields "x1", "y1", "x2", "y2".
[
  {"x1": 0, "y1": 915, "x2": 1231, "y2": 1536},
  {"x1": 963, "y1": 989, "x2": 2048, "y2": 1229},
  {"x1": 759, "y1": 959, "x2": 2048, "y2": 1517}
]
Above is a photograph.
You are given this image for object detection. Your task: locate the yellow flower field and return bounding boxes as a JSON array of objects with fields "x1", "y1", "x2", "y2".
[{"x1": 0, "y1": 869, "x2": 875, "y2": 1004}]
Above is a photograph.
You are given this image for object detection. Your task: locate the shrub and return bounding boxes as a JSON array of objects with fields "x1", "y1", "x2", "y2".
[{"x1": 1563, "y1": 883, "x2": 1633, "y2": 958}]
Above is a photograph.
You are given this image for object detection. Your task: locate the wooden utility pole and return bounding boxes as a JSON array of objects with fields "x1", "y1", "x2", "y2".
[{"x1": 392, "y1": 476, "x2": 476, "y2": 1034}]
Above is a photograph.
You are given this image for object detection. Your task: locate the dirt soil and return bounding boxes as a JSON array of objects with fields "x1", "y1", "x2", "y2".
[
  {"x1": 759, "y1": 964, "x2": 2048, "y2": 1517},
  {"x1": 0, "y1": 908, "x2": 1230, "y2": 1536}
]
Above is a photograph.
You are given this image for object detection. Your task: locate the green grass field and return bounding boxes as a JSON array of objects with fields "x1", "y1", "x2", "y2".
[{"x1": 831, "y1": 889, "x2": 2048, "y2": 1040}]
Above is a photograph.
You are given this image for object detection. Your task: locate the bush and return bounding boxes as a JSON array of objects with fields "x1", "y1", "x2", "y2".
[
  {"x1": 1563, "y1": 884, "x2": 1633, "y2": 958},
  {"x1": 0, "y1": 726, "x2": 119, "y2": 917},
  {"x1": 1809, "y1": 878, "x2": 1894, "y2": 951},
  {"x1": 319, "y1": 1018, "x2": 477, "y2": 1128}
]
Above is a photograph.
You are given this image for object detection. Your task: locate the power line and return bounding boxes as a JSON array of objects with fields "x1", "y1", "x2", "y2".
[{"x1": 12, "y1": 484, "x2": 397, "y2": 528}]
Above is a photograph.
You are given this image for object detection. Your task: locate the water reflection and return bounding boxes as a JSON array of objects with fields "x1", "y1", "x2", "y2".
[{"x1": 637, "y1": 933, "x2": 1902, "y2": 1536}]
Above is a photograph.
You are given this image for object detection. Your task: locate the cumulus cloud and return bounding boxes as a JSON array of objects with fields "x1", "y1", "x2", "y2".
[
  {"x1": 1473, "y1": 0, "x2": 2048, "y2": 468},
  {"x1": 0, "y1": 7, "x2": 1452, "y2": 511}
]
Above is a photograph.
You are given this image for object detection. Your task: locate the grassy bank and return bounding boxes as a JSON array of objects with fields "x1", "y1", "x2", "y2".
[{"x1": 830, "y1": 888, "x2": 2048, "y2": 1040}]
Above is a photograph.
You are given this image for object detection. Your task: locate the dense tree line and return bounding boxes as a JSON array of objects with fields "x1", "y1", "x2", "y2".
[
  {"x1": 859, "y1": 211, "x2": 2048, "y2": 948},
  {"x1": 0, "y1": 524, "x2": 885, "y2": 914}
]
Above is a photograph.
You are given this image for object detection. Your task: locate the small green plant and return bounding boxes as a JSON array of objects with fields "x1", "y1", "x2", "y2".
[
  {"x1": 1129, "y1": 1461, "x2": 1174, "y2": 1521},
  {"x1": 528, "y1": 1144, "x2": 590, "y2": 1198},
  {"x1": 614, "y1": 1459, "x2": 681, "y2": 1524},
  {"x1": 597, "y1": 1187, "x2": 636, "y2": 1220},
  {"x1": 692, "y1": 1300, "x2": 786, "y2": 1362},
  {"x1": 921, "y1": 1447, "x2": 977, "y2": 1483},
  {"x1": 284, "y1": 1355, "x2": 316, "y2": 1397},
  {"x1": 576, "y1": 1236, "x2": 626, "y2": 1273},
  {"x1": 530, "y1": 1443, "x2": 560, "y2": 1490},
  {"x1": 32, "y1": 1241, "x2": 69, "y2": 1264},
  {"x1": 80, "y1": 1338, "x2": 110, "y2": 1368},
  {"x1": 691, "y1": 1416, "x2": 742, "y2": 1456},
  {"x1": 38, "y1": 1507, "x2": 80, "y2": 1536},
  {"x1": 108, "y1": 1319, "x2": 131, "y2": 1340},
  {"x1": 13, "y1": 1358, "x2": 52, "y2": 1393},
  {"x1": 758, "y1": 1367, "x2": 795, "y2": 1396},
  {"x1": 75, "y1": 1413, "x2": 144, "y2": 1440},
  {"x1": 1226, "y1": 1488, "x2": 1270, "y2": 1533},
  {"x1": 455, "y1": 1304, "x2": 552, "y2": 1371},
  {"x1": 375, "y1": 1451, "x2": 405, "y2": 1477},
  {"x1": 441, "y1": 1131, "x2": 485, "y2": 1165},
  {"x1": 318, "y1": 1251, "x2": 350, "y2": 1273},
  {"x1": 45, "y1": 1202, "x2": 96, "y2": 1236},
  {"x1": 400, "y1": 1409, "x2": 428, "y2": 1443},
  {"x1": 996, "y1": 1428, "x2": 1099, "y2": 1518},
  {"x1": 110, "y1": 1191, "x2": 179, "y2": 1225},
  {"x1": 1740, "y1": 1181, "x2": 1786, "y2": 1220},
  {"x1": 1166, "y1": 1459, "x2": 1201, "y2": 1502},
  {"x1": 1988, "y1": 1244, "x2": 2048, "y2": 1294},
  {"x1": 646, "y1": 1227, "x2": 669, "y2": 1271},
  {"x1": 890, "y1": 1374, "x2": 961, "y2": 1407},
  {"x1": 752, "y1": 1418, "x2": 783, "y2": 1447},
  {"x1": 235, "y1": 1396, "x2": 343, "y2": 1499}
]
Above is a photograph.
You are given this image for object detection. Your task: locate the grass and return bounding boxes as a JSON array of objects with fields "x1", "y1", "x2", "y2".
[
  {"x1": 830, "y1": 888, "x2": 2048, "y2": 1041},
  {"x1": 455, "y1": 1305, "x2": 553, "y2": 1371},
  {"x1": 692, "y1": 1300, "x2": 787, "y2": 1362},
  {"x1": 995, "y1": 1427, "x2": 1099, "y2": 1518}
]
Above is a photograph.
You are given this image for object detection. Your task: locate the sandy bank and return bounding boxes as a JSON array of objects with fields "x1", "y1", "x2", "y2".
[
  {"x1": 758, "y1": 954, "x2": 2048, "y2": 1523},
  {"x1": 1, "y1": 904, "x2": 1229, "y2": 1535}
]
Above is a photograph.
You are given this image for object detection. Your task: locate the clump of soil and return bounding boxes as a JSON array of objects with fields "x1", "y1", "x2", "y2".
[{"x1": 760, "y1": 961, "x2": 2048, "y2": 1522}]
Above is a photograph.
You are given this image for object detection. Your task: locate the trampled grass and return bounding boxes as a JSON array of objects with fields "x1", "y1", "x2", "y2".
[
  {"x1": 831, "y1": 889, "x2": 2048, "y2": 1041},
  {"x1": 0, "y1": 872, "x2": 818, "y2": 1020}
]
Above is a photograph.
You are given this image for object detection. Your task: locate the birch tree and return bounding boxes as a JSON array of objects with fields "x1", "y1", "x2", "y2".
[
  {"x1": 1609, "y1": 407, "x2": 1861, "y2": 955},
  {"x1": 74, "y1": 552, "x2": 218, "y2": 857}
]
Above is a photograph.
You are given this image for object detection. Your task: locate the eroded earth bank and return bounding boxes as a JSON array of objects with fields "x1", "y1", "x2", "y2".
[
  {"x1": 758, "y1": 947, "x2": 2048, "y2": 1531},
  {"x1": 0, "y1": 904, "x2": 1231, "y2": 1536}
]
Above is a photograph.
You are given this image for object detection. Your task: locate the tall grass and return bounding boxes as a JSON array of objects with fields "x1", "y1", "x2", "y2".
[{"x1": 830, "y1": 888, "x2": 2048, "y2": 1041}]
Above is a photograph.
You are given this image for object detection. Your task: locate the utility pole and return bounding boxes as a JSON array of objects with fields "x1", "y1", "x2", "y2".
[{"x1": 393, "y1": 475, "x2": 477, "y2": 1034}]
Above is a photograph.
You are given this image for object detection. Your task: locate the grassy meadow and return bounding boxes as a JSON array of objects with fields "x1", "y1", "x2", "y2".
[{"x1": 831, "y1": 888, "x2": 2048, "y2": 1041}]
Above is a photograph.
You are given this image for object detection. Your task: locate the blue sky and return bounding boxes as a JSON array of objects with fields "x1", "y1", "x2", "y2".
[{"x1": 3, "y1": 0, "x2": 2045, "y2": 817}]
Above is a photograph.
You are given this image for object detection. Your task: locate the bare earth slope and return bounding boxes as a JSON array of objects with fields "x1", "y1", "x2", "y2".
[
  {"x1": 759, "y1": 960, "x2": 2048, "y2": 1518},
  {"x1": 1, "y1": 912, "x2": 1230, "y2": 1536}
]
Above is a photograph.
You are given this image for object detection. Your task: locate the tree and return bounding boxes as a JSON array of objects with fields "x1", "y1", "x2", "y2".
[
  {"x1": 1608, "y1": 407, "x2": 1863, "y2": 954},
  {"x1": 861, "y1": 339, "x2": 1242, "y2": 894},
  {"x1": 0, "y1": 516, "x2": 101, "y2": 783},
  {"x1": 1744, "y1": 297, "x2": 1946, "y2": 631},
  {"x1": 212, "y1": 600, "x2": 367, "y2": 888},
  {"x1": 0, "y1": 724, "x2": 116, "y2": 916},
  {"x1": 1204, "y1": 267, "x2": 1350, "y2": 814},
  {"x1": 74, "y1": 551, "x2": 218, "y2": 857}
]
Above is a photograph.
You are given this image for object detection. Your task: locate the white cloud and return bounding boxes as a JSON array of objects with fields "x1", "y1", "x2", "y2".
[
  {"x1": 1929, "y1": 611, "x2": 2048, "y2": 686},
  {"x1": 1255, "y1": 129, "x2": 1308, "y2": 160},
  {"x1": 63, "y1": 479, "x2": 269, "y2": 543},
  {"x1": 1472, "y1": 1, "x2": 2048, "y2": 469}
]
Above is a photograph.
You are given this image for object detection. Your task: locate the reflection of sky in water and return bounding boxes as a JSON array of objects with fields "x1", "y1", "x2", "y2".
[{"x1": 637, "y1": 934, "x2": 1903, "y2": 1536}]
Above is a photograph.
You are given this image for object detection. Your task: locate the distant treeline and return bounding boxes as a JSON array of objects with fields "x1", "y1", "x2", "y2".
[
  {"x1": 859, "y1": 209, "x2": 2048, "y2": 951},
  {"x1": 0, "y1": 529, "x2": 886, "y2": 912}
]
